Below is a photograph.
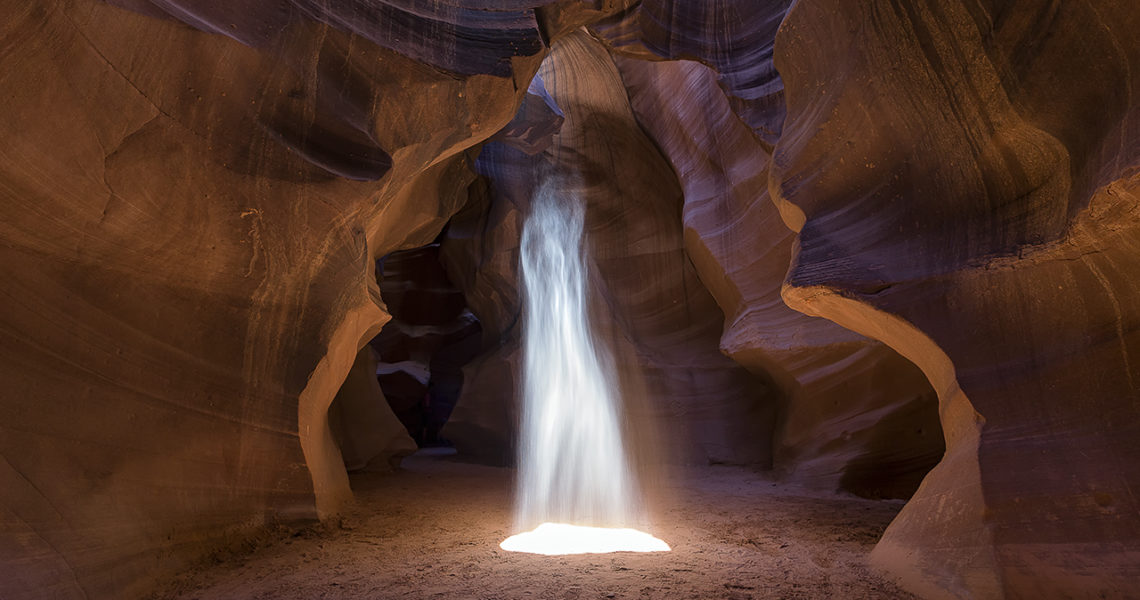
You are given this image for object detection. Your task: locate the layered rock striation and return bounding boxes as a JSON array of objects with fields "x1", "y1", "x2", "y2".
[
  {"x1": 445, "y1": 31, "x2": 773, "y2": 467},
  {"x1": 616, "y1": 56, "x2": 943, "y2": 500},
  {"x1": 773, "y1": 1, "x2": 1140, "y2": 597},
  {"x1": 2, "y1": 1, "x2": 1139, "y2": 599},
  {"x1": 0, "y1": 0, "x2": 546, "y2": 597}
]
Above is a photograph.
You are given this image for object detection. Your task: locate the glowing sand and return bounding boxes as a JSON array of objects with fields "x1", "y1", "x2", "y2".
[
  {"x1": 501, "y1": 182, "x2": 668, "y2": 555},
  {"x1": 500, "y1": 523, "x2": 670, "y2": 555}
]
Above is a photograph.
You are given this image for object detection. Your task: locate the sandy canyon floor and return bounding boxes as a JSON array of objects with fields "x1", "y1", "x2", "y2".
[{"x1": 156, "y1": 454, "x2": 916, "y2": 599}]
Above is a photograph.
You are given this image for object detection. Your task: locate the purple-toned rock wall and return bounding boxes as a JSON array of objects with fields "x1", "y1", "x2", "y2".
[{"x1": 2, "y1": 1, "x2": 1138, "y2": 598}]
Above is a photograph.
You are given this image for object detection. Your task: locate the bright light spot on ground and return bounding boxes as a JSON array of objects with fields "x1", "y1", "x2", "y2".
[{"x1": 500, "y1": 522, "x2": 671, "y2": 555}]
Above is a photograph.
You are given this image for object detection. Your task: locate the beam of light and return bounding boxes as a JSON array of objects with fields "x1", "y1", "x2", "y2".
[
  {"x1": 500, "y1": 181, "x2": 669, "y2": 555},
  {"x1": 500, "y1": 522, "x2": 671, "y2": 555}
]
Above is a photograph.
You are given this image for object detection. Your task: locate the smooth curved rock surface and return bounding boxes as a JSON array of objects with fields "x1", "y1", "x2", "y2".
[
  {"x1": 772, "y1": 1, "x2": 1140, "y2": 597},
  {"x1": 0, "y1": 0, "x2": 544, "y2": 598},
  {"x1": 445, "y1": 31, "x2": 774, "y2": 466},
  {"x1": 542, "y1": 32, "x2": 772, "y2": 466},
  {"x1": 328, "y1": 345, "x2": 418, "y2": 472},
  {"x1": 616, "y1": 56, "x2": 944, "y2": 498},
  {"x1": 591, "y1": 0, "x2": 792, "y2": 144},
  {"x1": 4, "y1": 1, "x2": 1140, "y2": 599}
]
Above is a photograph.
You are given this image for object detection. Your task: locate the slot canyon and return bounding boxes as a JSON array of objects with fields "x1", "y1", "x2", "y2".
[{"x1": 1, "y1": 1, "x2": 1138, "y2": 598}]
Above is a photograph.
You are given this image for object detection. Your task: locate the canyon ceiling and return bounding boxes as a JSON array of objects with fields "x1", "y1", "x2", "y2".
[{"x1": 1, "y1": 1, "x2": 1138, "y2": 599}]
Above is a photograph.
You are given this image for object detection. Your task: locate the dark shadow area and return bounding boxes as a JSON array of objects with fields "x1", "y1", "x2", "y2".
[
  {"x1": 373, "y1": 240, "x2": 483, "y2": 448},
  {"x1": 838, "y1": 395, "x2": 945, "y2": 500}
]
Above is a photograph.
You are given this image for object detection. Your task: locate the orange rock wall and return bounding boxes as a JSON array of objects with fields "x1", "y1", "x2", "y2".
[
  {"x1": 0, "y1": 1, "x2": 543, "y2": 597},
  {"x1": 3, "y1": 1, "x2": 1139, "y2": 598}
]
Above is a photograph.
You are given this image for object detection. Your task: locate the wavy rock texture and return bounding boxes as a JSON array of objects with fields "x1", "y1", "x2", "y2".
[
  {"x1": 591, "y1": 0, "x2": 792, "y2": 144},
  {"x1": 772, "y1": 1, "x2": 1140, "y2": 597},
  {"x1": 0, "y1": 0, "x2": 544, "y2": 598},
  {"x1": 4, "y1": 0, "x2": 1140, "y2": 598},
  {"x1": 445, "y1": 31, "x2": 774, "y2": 466},
  {"x1": 616, "y1": 56, "x2": 944, "y2": 499}
]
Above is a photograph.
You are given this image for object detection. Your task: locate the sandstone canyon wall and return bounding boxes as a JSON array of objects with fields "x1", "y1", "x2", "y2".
[
  {"x1": 0, "y1": 1, "x2": 546, "y2": 597},
  {"x1": 443, "y1": 25, "x2": 946, "y2": 497},
  {"x1": 771, "y1": 1, "x2": 1140, "y2": 598},
  {"x1": 444, "y1": 30, "x2": 775, "y2": 468},
  {"x1": 1, "y1": 1, "x2": 1138, "y2": 599},
  {"x1": 370, "y1": 244, "x2": 481, "y2": 448},
  {"x1": 614, "y1": 54, "x2": 944, "y2": 500}
]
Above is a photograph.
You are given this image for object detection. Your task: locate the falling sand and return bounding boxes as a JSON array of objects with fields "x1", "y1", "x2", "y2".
[{"x1": 505, "y1": 180, "x2": 664, "y2": 554}]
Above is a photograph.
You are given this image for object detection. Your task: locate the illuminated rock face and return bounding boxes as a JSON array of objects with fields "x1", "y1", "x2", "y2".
[
  {"x1": 0, "y1": 0, "x2": 546, "y2": 598},
  {"x1": 446, "y1": 31, "x2": 774, "y2": 466},
  {"x1": 772, "y1": 2, "x2": 1140, "y2": 598},
  {"x1": 2, "y1": 1, "x2": 1140, "y2": 599},
  {"x1": 615, "y1": 56, "x2": 944, "y2": 500}
]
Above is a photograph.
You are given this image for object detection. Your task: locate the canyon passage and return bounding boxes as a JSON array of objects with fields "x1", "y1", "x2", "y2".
[{"x1": 2, "y1": 2, "x2": 1138, "y2": 599}]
